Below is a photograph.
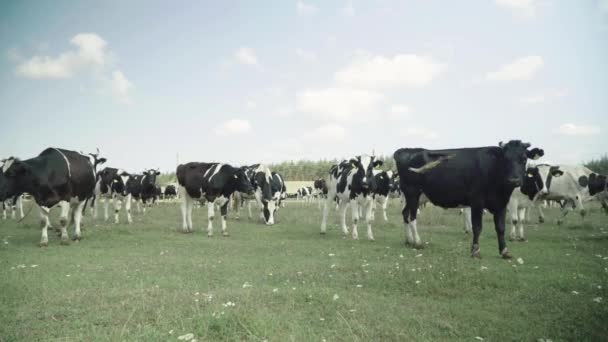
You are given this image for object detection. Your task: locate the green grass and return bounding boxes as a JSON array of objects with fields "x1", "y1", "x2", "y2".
[{"x1": 1, "y1": 200, "x2": 607, "y2": 341}]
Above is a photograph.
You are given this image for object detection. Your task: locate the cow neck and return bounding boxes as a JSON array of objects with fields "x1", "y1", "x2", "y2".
[{"x1": 52, "y1": 148, "x2": 71, "y2": 179}]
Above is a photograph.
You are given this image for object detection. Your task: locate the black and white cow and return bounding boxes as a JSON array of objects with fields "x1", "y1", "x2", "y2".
[
  {"x1": 584, "y1": 172, "x2": 608, "y2": 212},
  {"x1": 126, "y1": 169, "x2": 160, "y2": 214},
  {"x1": 535, "y1": 165, "x2": 594, "y2": 225},
  {"x1": 394, "y1": 140, "x2": 544, "y2": 258},
  {"x1": 272, "y1": 171, "x2": 287, "y2": 209},
  {"x1": 313, "y1": 178, "x2": 328, "y2": 208},
  {"x1": 93, "y1": 167, "x2": 132, "y2": 223},
  {"x1": 0, "y1": 148, "x2": 96, "y2": 246},
  {"x1": 177, "y1": 162, "x2": 254, "y2": 235},
  {"x1": 371, "y1": 170, "x2": 397, "y2": 222},
  {"x1": 297, "y1": 186, "x2": 313, "y2": 204},
  {"x1": 320, "y1": 155, "x2": 383, "y2": 240},
  {"x1": 164, "y1": 185, "x2": 177, "y2": 199},
  {"x1": 152, "y1": 185, "x2": 162, "y2": 205},
  {"x1": 251, "y1": 165, "x2": 280, "y2": 225}
]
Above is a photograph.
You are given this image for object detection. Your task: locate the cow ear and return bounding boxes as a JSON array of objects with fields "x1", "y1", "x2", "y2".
[
  {"x1": 349, "y1": 158, "x2": 358, "y2": 167},
  {"x1": 589, "y1": 173, "x2": 597, "y2": 182},
  {"x1": 578, "y1": 175, "x2": 589, "y2": 187},
  {"x1": 526, "y1": 148, "x2": 544, "y2": 160},
  {"x1": 498, "y1": 141, "x2": 504, "y2": 148},
  {"x1": 373, "y1": 160, "x2": 383, "y2": 168},
  {"x1": 551, "y1": 169, "x2": 564, "y2": 177},
  {"x1": 155, "y1": 171, "x2": 160, "y2": 175},
  {"x1": 98, "y1": 158, "x2": 107, "y2": 165}
]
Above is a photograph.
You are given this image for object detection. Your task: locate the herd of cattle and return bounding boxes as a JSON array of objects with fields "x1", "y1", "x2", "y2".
[{"x1": 1, "y1": 140, "x2": 607, "y2": 259}]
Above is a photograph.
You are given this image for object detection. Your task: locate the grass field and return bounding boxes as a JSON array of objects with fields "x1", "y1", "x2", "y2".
[{"x1": 1, "y1": 199, "x2": 607, "y2": 341}]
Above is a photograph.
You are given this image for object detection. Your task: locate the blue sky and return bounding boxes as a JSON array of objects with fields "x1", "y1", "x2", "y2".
[{"x1": 1, "y1": 0, "x2": 607, "y2": 173}]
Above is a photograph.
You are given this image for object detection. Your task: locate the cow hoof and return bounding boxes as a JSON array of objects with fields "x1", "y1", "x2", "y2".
[
  {"x1": 72, "y1": 236, "x2": 81, "y2": 242},
  {"x1": 509, "y1": 235, "x2": 516, "y2": 241},
  {"x1": 500, "y1": 248, "x2": 512, "y2": 259},
  {"x1": 413, "y1": 243, "x2": 424, "y2": 250},
  {"x1": 222, "y1": 232, "x2": 230, "y2": 237},
  {"x1": 368, "y1": 238, "x2": 375, "y2": 242},
  {"x1": 517, "y1": 237, "x2": 527, "y2": 242},
  {"x1": 60, "y1": 239, "x2": 70, "y2": 246},
  {"x1": 39, "y1": 241, "x2": 48, "y2": 247},
  {"x1": 538, "y1": 216, "x2": 545, "y2": 224},
  {"x1": 320, "y1": 231, "x2": 326, "y2": 235},
  {"x1": 557, "y1": 220, "x2": 563, "y2": 226},
  {"x1": 207, "y1": 233, "x2": 213, "y2": 238},
  {"x1": 471, "y1": 244, "x2": 481, "y2": 258}
]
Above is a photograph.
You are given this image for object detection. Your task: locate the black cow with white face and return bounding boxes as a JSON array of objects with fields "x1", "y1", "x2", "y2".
[
  {"x1": 0, "y1": 148, "x2": 96, "y2": 246},
  {"x1": 92, "y1": 167, "x2": 132, "y2": 223},
  {"x1": 126, "y1": 169, "x2": 160, "y2": 214},
  {"x1": 394, "y1": 140, "x2": 544, "y2": 258},
  {"x1": 177, "y1": 162, "x2": 254, "y2": 235},
  {"x1": 320, "y1": 155, "x2": 383, "y2": 240},
  {"x1": 251, "y1": 165, "x2": 280, "y2": 225},
  {"x1": 272, "y1": 171, "x2": 287, "y2": 209}
]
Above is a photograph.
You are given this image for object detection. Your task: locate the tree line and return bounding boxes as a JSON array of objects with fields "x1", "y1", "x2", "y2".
[{"x1": 156, "y1": 154, "x2": 607, "y2": 184}]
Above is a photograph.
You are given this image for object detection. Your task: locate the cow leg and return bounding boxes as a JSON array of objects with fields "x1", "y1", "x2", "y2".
[
  {"x1": 142, "y1": 199, "x2": 147, "y2": 214},
  {"x1": 402, "y1": 190, "x2": 422, "y2": 248},
  {"x1": 113, "y1": 196, "x2": 121, "y2": 224},
  {"x1": 38, "y1": 205, "x2": 51, "y2": 247},
  {"x1": 1, "y1": 202, "x2": 6, "y2": 220},
  {"x1": 180, "y1": 190, "x2": 188, "y2": 232},
  {"x1": 365, "y1": 198, "x2": 375, "y2": 241},
  {"x1": 58, "y1": 201, "x2": 71, "y2": 245},
  {"x1": 17, "y1": 196, "x2": 23, "y2": 219},
  {"x1": 470, "y1": 206, "x2": 483, "y2": 258},
  {"x1": 104, "y1": 197, "x2": 110, "y2": 221},
  {"x1": 93, "y1": 196, "x2": 98, "y2": 219},
  {"x1": 537, "y1": 204, "x2": 545, "y2": 224},
  {"x1": 463, "y1": 207, "x2": 473, "y2": 234},
  {"x1": 73, "y1": 200, "x2": 86, "y2": 241},
  {"x1": 576, "y1": 195, "x2": 586, "y2": 219},
  {"x1": 10, "y1": 201, "x2": 16, "y2": 220},
  {"x1": 136, "y1": 199, "x2": 141, "y2": 214},
  {"x1": 517, "y1": 208, "x2": 527, "y2": 241},
  {"x1": 206, "y1": 202, "x2": 215, "y2": 237},
  {"x1": 247, "y1": 200, "x2": 253, "y2": 220},
  {"x1": 123, "y1": 194, "x2": 131, "y2": 224},
  {"x1": 493, "y1": 208, "x2": 511, "y2": 259},
  {"x1": 320, "y1": 194, "x2": 332, "y2": 234},
  {"x1": 339, "y1": 198, "x2": 349, "y2": 235},
  {"x1": 557, "y1": 200, "x2": 572, "y2": 225},
  {"x1": 350, "y1": 199, "x2": 360, "y2": 239},
  {"x1": 380, "y1": 195, "x2": 389, "y2": 222},
  {"x1": 220, "y1": 202, "x2": 229, "y2": 236}
]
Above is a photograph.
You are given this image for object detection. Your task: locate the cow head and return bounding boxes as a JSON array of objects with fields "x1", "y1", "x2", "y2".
[
  {"x1": 235, "y1": 167, "x2": 255, "y2": 197},
  {"x1": 108, "y1": 169, "x2": 130, "y2": 196},
  {"x1": 349, "y1": 155, "x2": 383, "y2": 192},
  {"x1": 143, "y1": 169, "x2": 160, "y2": 189},
  {"x1": 579, "y1": 173, "x2": 608, "y2": 196},
  {"x1": 0, "y1": 158, "x2": 31, "y2": 200},
  {"x1": 88, "y1": 148, "x2": 107, "y2": 171},
  {"x1": 499, "y1": 140, "x2": 544, "y2": 187}
]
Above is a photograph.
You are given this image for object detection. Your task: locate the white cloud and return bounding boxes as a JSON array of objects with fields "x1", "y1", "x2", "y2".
[
  {"x1": 296, "y1": 87, "x2": 384, "y2": 122},
  {"x1": 307, "y1": 123, "x2": 347, "y2": 142},
  {"x1": 246, "y1": 100, "x2": 257, "y2": 110},
  {"x1": 215, "y1": 119, "x2": 252, "y2": 136},
  {"x1": 111, "y1": 70, "x2": 133, "y2": 104},
  {"x1": 402, "y1": 126, "x2": 438, "y2": 139},
  {"x1": 234, "y1": 47, "x2": 258, "y2": 66},
  {"x1": 554, "y1": 123, "x2": 600, "y2": 136},
  {"x1": 335, "y1": 53, "x2": 446, "y2": 89},
  {"x1": 297, "y1": 0, "x2": 318, "y2": 15},
  {"x1": 16, "y1": 33, "x2": 107, "y2": 79},
  {"x1": 520, "y1": 89, "x2": 566, "y2": 104},
  {"x1": 340, "y1": 2, "x2": 355, "y2": 16},
  {"x1": 388, "y1": 105, "x2": 411, "y2": 120},
  {"x1": 295, "y1": 48, "x2": 317, "y2": 62},
  {"x1": 486, "y1": 56, "x2": 543, "y2": 81},
  {"x1": 496, "y1": 0, "x2": 537, "y2": 17}
]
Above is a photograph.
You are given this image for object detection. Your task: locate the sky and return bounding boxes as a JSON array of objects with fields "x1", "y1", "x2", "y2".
[{"x1": 1, "y1": 0, "x2": 607, "y2": 173}]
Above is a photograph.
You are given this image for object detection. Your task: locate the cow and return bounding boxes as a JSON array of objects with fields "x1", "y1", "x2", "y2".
[
  {"x1": 583, "y1": 172, "x2": 607, "y2": 212},
  {"x1": 152, "y1": 185, "x2": 162, "y2": 205},
  {"x1": 251, "y1": 165, "x2": 280, "y2": 225},
  {"x1": 0, "y1": 148, "x2": 96, "y2": 246},
  {"x1": 313, "y1": 178, "x2": 328, "y2": 208},
  {"x1": 320, "y1": 155, "x2": 383, "y2": 240},
  {"x1": 394, "y1": 140, "x2": 544, "y2": 258},
  {"x1": 371, "y1": 170, "x2": 397, "y2": 222},
  {"x1": 164, "y1": 184, "x2": 177, "y2": 199},
  {"x1": 92, "y1": 167, "x2": 132, "y2": 223},
  {"x1": 535, "y1": 165, "x2": 594, "y2": 225},
  {"x1": 297, "y1": 186, "x2": 313, "y2": 204},
  {"x1": 177, "y1": 162, "x2": 254, "y2": 235},
  {"x1": 272, "y1": 171, "x2": 287, "y2": 209},
  {"x1": 126, "y1": 169, "x2": 160, "y2": 214},
  {"x1": 0, "y1": 164, "x2": 23, "y2": 220}
]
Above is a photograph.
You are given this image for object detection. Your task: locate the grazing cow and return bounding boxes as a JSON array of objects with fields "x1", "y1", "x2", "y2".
[
  {"x1": 321, "y1": 155, "x2": 383, "y2": 240},
  {"x1": 297, "y1": 186, "x2": 313, "y2": 204},
  {"x1": 177, "y1": 162, "x2": 254, "y2": 235},
  {"x1": 371, "y1": 170, "x2": 397, "y2": 221},
  {"x1": 0, "y1": 148, "x2": 96, "y2": 246},
  {"x1": 126, "y1": 169, "x2": 160, "y2": 214},
  {"x1": 164, "y1": 184, "x2": 177, "y2": 199},
  {"x1": 93, "y1": 167, "x2": 132, "y2": 223},
  {"x1": 535, "y1": 165, "x2": 594, "y2": 224},
  {"x1": 251, "y1": 165, "x2": 280, "y2": 225},
  {"x1": 394, "y1": 140, "x2": 544, "y2": 258}
]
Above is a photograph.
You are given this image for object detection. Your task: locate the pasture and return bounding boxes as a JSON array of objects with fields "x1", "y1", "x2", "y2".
[{"x1": 1, "y1": 199, "x2": 607, "y2": 341}]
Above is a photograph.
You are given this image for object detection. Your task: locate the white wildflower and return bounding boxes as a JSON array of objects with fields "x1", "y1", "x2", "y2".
[
  {"x1": 571, "y1": 291, "x2": 579, "y2": 295},
  {"x1": 593, "y1": 297, "x2": 602, "y2": 303},
  {"x1": 177, "y1": 333, "x2": 194, "y2": 341},
  {"x1": 517, "y1": 257, "x2": 524, "y2": 265},
  {"x1": 333, "y1": 294, "x2": 339, "y2": 301}
]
